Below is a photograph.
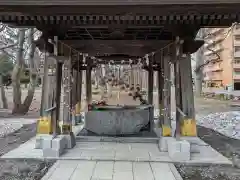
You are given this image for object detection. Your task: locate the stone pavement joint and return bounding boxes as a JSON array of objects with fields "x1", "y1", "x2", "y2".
[
  {"x1": 42, "y1": 160, "x2": 180, "y2": 180},
  {"x1": 1, "y1": 137, "x2": 232, "y2": 166}
]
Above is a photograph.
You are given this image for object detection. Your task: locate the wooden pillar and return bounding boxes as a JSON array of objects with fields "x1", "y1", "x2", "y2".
[
  {"x1": 38, "y1": 54, "x2": 55, "y2": 134},
  {"x1": 180, "y1": 55, "x2": 188, "y2": 115},
  {"x1": 174, "y1": 37, "x2": 183, "y2": 139},
  {"x1": 186, "y1": 53, "x2": 195, "y2": 119},
  {"x1": 62, "y1": 53, "x2": 76, "y2": 148},
  {"x1": 62, "y1": 58, "x2": 72, "y2": 131},
  {"x1": 148, "y1": 56, "x2": 154, "y2": 105},
  {"x1": 157, "y1": 58, "x2": 164, "y2": 127},
  {"x1": 179, "y1": 53, "x2": 197, "y2": 136},
  {"x1": 130, "y1": 65, "x2": 134, "y2": 90},
  {"x1": 52, "y1": 61, "x2": 63, "y2": 135},
  {"x1": 139, "y1": 67, "x2": 143, "y2": 90},
  {"x1": 40, "y1": 54, "x2": 50, "y2": 119},
  {"x1": 134, "y1": 66, "x2": 137, "y2": 89},
  {"x1": 86, "y1": 62, "x2": 92, "y2": 106},
  {"x1": 75, "y1": 56, "x2": 83, "y2": 123},
  {"x1": 71, "y1": 69, "x2": 78, "y2": 125},
  {"x1": 162, "y1": 55, "x2": 172, "y2": 136}
]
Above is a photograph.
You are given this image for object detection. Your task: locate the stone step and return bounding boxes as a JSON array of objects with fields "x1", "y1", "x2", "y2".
[{"x1": 75, "y1": 136, "x2": 159, "y2": 143}]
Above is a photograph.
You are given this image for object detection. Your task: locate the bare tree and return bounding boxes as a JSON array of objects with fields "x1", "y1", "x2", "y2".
[
  {"x1": 18, "y1": 28, "x2": 38, "y2": 114},
  {"x1": 11, "y1": 29, "x2": 26, "y2": 113},
  {"x1": 194, "y1": 24, "x2": 236, "y2": 95},
  {"x1": 11, "y1": 28, "x2": 38, "y2": 114},
  {"x1": 0, "y1": 25, "x2": 41, "y2": 113}
]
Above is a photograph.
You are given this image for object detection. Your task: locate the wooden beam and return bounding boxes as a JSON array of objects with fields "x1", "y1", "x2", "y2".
[{"x1": 63, "y1": 40, "x2": 171, "y2": 48}]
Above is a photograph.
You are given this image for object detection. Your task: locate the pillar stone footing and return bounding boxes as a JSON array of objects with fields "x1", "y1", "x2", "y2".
[
  {"x1": 35, "y1": 133, "x2": 76, "y2": 158},
  {"x1": 158, "y1": 137, "x2": 175, "y2": 152},
  {"x1": 168, "y1": 139, "x2": 190, "y2": 161}
]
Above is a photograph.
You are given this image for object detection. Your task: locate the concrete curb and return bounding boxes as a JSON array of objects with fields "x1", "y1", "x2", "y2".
[{"x1": 169, "y1": 163, "x2": 183, "y2": 180}]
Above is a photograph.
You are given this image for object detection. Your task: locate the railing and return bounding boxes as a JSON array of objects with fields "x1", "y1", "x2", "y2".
[
  {"x1": 234, "y1": 39, "x2": 240, "y2": 46},
  {"x1": 234, "y1": 28, "x2": 240, "y2": 35},
  {"x1": 233, "y1": 71, "x2": 240, "y2": 79},
  {"x1": 234, "y1": 51, "x2": 240, "y2": 57},
  {"x1": 233, "y1": 61, "x2": 240, "y2": 68},
  {"x1": 204, "y1": 73, "x2": 222, "y2": 80}
]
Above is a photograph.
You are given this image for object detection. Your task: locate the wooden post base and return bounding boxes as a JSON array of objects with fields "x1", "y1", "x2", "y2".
[
  {"x1": 37, "y1": 116, "x2": 52, "y2": 134},
  {"x1": 180, "y1": 119, "x2": 197, "y2": 136},
  {"x1": 162, "y1": 125, "x2": 172, "y2": 137}
]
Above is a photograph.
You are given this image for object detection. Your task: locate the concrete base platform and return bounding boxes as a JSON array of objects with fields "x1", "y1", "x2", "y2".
[
  {"x1": 41, "y1": 160, "x2": 181, "y2": 180},
  {"x1": 1, "y1": 135, "x2": 232, "y2": 165}
]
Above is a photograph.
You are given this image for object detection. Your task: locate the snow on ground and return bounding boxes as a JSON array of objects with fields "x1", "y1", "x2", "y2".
[
  {"x1": 0, "y1": 122, "x2": 22, "y2": 138},
  {"x1": 0, "y1": 118, "x2": 37, "y2": 137},
  {"x1": 154, "y1": 109, "x2": 240, "y2": 140},
  {"x1": 197, "y1": 111, "x2": 240, "y2": 140}
]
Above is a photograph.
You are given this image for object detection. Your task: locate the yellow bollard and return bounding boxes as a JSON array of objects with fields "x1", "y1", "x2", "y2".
[
  {"x1": 62, "y1": 124, "x2": 72, "y2": 135},
  {"x1": 37, "y1": 115, "x2": 52, "y2": 134},
  {"x1": 158, "y1": 104, "x2": 163, "y2": 128},
  {"x1": 75, "y1": 102, "x2": 82, "y2": 123},
  {"x1": 180, "y1": 119, "x2": 197, "y2": 136},
  {"x1": 162, "y1": 125, "x2": 172, "y2": 137},
  {"x1": 75, "y1": 102, "x2": 81, "y2": 114}
]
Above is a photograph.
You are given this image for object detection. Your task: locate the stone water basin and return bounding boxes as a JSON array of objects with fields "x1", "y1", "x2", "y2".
[{"x1": 84, "y1": 105, "x2": 153, "y2": 135}]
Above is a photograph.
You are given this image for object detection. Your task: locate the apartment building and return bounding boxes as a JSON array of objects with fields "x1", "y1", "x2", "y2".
[{"x1": 203, "y1": 25, "x2": 240, "y2": 90}]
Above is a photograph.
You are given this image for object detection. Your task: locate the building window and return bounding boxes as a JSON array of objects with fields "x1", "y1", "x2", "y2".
[
  {"x1": 235, "y1": 35, "x2": 240, "y2": 40},
  {"x1": 235, "y1": 47, "x2": 240, "y2": 52},
  {"x1": 234, "y1": 58, "x2": 240, "y2": 64}
]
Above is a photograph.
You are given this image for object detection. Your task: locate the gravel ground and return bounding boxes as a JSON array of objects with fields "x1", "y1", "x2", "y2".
[{"x1": 0, "y1": 123, "x2": 55, "y2": 180}]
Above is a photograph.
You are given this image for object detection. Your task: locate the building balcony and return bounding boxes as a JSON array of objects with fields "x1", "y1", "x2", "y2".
[
  {"x1": 234, "y1": 39, "x2": 240, "y2": 46},
  {"x1": 234, "y1": 51, "x2": 240, "y2": 57},
  {"x1": 233, "y1": 73, "x2": 240, "y2": 80},
  {"x1": 234, "y1": 28, "x2": 240, "y2": 35},
  {"x1": 204, "y1": 73, "x2": 222, "y2": 81},
  {"x1": 233, "y1": 62, "x2": 240, "y2": 69}
]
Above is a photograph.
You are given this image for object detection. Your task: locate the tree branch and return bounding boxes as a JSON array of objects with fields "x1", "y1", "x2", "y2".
[
  {"x1": 194, "y1": 24, "x2": 235, "y2": 73},
  {"x1": 0, "y1": 43, "x2": 18, "y2": 50}
]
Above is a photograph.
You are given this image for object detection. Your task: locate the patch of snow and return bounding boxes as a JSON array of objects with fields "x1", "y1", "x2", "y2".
[
  {"x1": 0, "y1": 122, "x2": 22, "y2": 137},
  {"x1": 0, "y1": 118, "x2": 37, "y2": 137},
  {"x1": 197, "y1": 111, "x2": 240, "y2": 140},
  {"x1": 154, "y1": 109, "x2": 240, "y2": 140}
]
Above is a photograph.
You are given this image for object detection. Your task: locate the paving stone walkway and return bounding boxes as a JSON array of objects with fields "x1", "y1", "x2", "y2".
[{"x1": 42, "y1": 160, "x2": 180, "y2": 180}]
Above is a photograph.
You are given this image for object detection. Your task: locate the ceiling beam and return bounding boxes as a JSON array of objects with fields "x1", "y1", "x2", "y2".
[{"x1": 62, "y1": 40, "x2": 171, "y2": 47}]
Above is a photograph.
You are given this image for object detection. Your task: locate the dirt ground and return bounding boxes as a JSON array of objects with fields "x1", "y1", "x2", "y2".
[{"x1": 1, "y1": 89, "x2": 240, "y2": 180}]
